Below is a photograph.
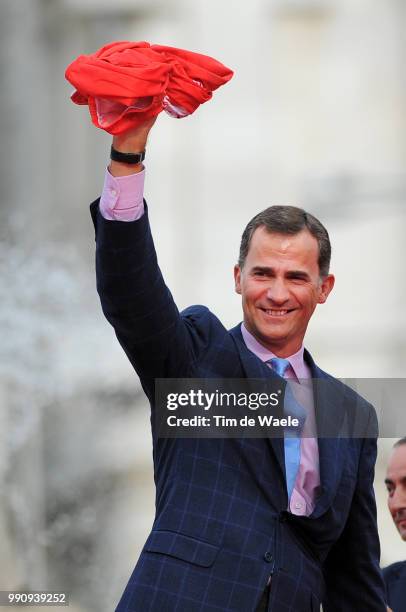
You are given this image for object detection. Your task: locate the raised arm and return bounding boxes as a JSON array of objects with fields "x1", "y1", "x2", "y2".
[{"x1": 90, "y1": 119, "x2": 197, "y2": 399}]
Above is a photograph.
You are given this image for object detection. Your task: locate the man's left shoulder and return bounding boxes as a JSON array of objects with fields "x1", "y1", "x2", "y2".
[
  {"x1": 383, "y1": 559, "x2": 406, "y2": 581},
  {"x1": 383, "y1": 559, "x2": 406, "y2": 607},
  {"x1": 305, "y1": 350, "x2": 378, "y2": 438}
]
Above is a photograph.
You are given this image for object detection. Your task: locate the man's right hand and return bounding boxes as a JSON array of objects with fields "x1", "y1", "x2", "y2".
[{"x1": 110, "y1": 116, "x2": 157, "y2": 177}]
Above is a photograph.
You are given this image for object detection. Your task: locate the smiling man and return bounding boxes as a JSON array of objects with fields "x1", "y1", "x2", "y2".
[
  {"x1": 383, "y1": 438, "x2": 406, "y2": 612},
  {"x1": 234, "y1": 210, "x2": 334, "y2": 358},
  {"x1": 89, "y1": 119, "x2": 387, "y2": 611}
]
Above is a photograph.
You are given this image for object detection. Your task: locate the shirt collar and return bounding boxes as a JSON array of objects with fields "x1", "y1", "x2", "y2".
[{"x1": 240, "y1": 322, "x2": 307, "y2": 380}]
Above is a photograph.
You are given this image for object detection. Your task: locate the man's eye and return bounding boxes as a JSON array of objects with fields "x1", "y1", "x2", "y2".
[{"x1": 254, "y1": 271, "x2": 265, "y2": 277}]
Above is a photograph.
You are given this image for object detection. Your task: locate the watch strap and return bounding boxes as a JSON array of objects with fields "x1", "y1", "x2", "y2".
[{"x1": 110, "y1": 146, "x2": 146, "y2": 164}]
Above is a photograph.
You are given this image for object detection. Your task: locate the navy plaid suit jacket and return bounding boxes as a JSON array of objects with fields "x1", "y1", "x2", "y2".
[
  {"x1": 90, "y1": 200, "x2": 386, "y2": 612},
  {"x1": 383, "y1": 560, "x2": 406, "y2": 612}
]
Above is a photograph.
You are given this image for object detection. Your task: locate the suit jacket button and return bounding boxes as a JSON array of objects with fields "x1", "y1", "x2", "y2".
[{"x1": 264, "y1": 552, "x2": 273, "y2": 563}]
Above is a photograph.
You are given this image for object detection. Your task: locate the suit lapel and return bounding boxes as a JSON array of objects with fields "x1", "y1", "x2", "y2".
[
  {"x1": 228, "y1": 324, "x2": 287, "y2": 483},
  {"x1": 304, "y1": 350, "x2": 349, "y2": 517},
  {"x1": 228, "y1": 327, "x2": 350, "y2": 517}
]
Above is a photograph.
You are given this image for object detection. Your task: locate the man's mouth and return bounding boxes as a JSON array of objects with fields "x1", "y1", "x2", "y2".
[{"x1": 260, "y1": 308, "x2": 293, "y2": 317}]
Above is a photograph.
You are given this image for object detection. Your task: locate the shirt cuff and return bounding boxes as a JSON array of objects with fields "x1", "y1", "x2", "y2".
[{"x1": 99, "y1": 166, "x2": 145, "y2": 221}]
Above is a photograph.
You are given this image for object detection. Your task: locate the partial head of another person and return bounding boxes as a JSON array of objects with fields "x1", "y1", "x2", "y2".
[
  {"x1": 385, "y1": 438, "x2": 406, "y2": 541},
  {"x1": 234, "y1": 205, "x2": 335, "y2": 357}
]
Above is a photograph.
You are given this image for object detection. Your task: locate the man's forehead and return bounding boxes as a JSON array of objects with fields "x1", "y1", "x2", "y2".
[
  {"x1": 248, "y1": 227, "x2": 319, "y2": 260},
  {"x1": 387, "y1": 445, "x2": 406, "y2": 478}
]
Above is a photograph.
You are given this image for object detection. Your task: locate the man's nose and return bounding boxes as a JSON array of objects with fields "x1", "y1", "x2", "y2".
[
  {"x1": 389, "y1": 487, "x2": 406, "y2": 515},
  {"x1": 266, "y1": 279, "x2": 290, "y2": 304}
]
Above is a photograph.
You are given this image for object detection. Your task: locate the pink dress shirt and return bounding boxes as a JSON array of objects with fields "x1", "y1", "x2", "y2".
[
  {"x1": 99, "y1": 167, "x2": 145, "y2": 221},
  {"x1": 99, "y1": 168, "x2": 321, "y2": 516},
  {"x1": 241, "y1": 324, "x2": 321, "y2": 516}
]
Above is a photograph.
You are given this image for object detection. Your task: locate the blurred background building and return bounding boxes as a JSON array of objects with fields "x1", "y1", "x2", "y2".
[{"x1": 1, "y1": 0, "x2": 405, "y2": 610}]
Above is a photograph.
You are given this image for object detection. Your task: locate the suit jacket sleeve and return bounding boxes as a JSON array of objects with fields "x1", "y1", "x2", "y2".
[
  {"x1": 323, "y1": 414, "x2": 387, "y2": 611},
  {"x1": 90, "y1": 199, "x2": 206, "y2": 399}
]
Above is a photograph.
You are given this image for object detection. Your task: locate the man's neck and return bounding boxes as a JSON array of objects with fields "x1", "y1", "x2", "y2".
[{"x1": 241, "y1": 323, "x2": 304, "y2": 359}]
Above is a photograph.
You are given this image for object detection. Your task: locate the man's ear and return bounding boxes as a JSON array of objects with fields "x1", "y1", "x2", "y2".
[
  {"x1": 234, "y1": 265, "x2": 242, "y2": 295},
  {"x1": 318, "y1": 274, "x2": 335, "y2": 304}
]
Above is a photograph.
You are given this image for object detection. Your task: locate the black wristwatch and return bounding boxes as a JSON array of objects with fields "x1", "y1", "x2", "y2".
[{"x1": 110, "y1": 145, "x2": 146, "y2": 164}]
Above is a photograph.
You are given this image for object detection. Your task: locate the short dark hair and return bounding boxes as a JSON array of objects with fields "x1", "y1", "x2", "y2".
[
  {"x1": 238, "y1": 205, "x2": 331, "y2": 277},
  {"x1": 394, "y1": 437, "x2": 406, "y2": 448}
]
